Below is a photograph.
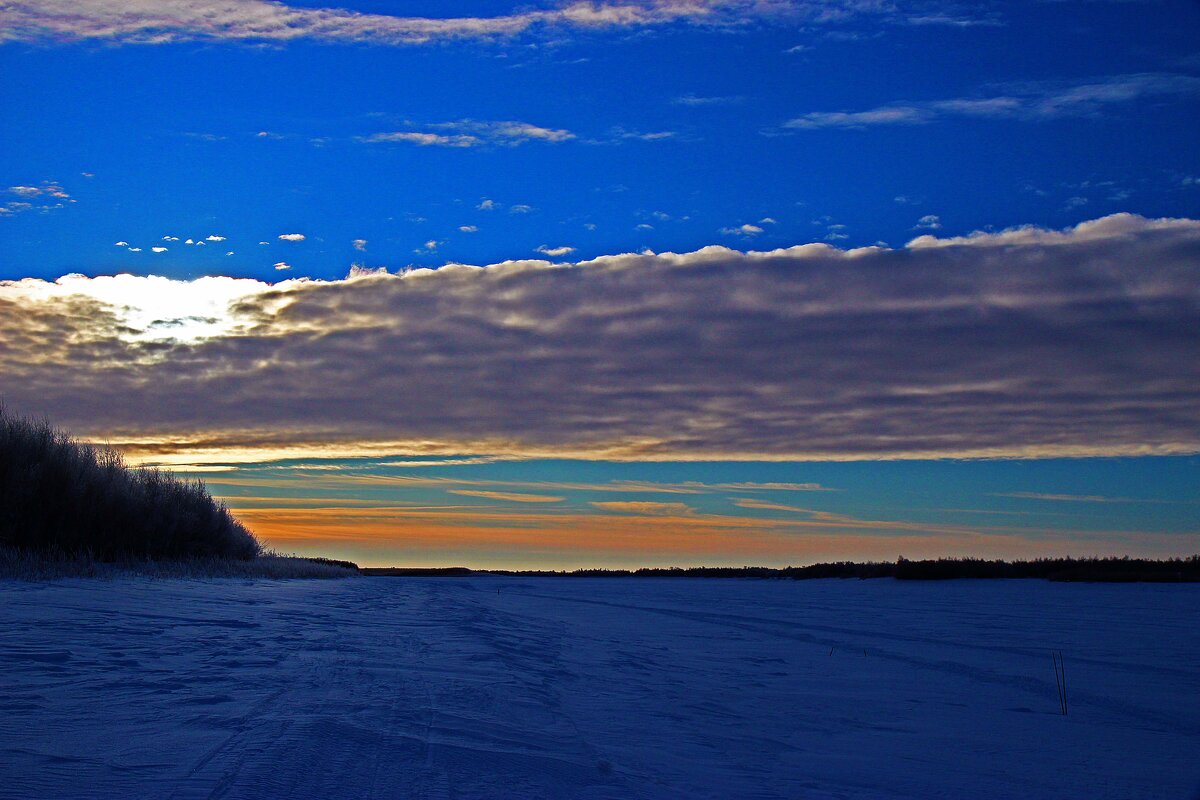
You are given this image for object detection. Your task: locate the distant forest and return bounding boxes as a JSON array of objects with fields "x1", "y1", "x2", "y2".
[{"x1": 364, "y1": 556, "x2": 1200, "y2": 582}]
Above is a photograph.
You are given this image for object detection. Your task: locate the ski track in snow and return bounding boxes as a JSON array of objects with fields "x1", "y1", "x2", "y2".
[{"x1": 1, "y1": 577, "x2": 1197, "y2": 799}]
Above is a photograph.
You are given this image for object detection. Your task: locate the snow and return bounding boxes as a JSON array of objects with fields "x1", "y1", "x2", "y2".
[{"x1": 1, "y1": 576, "x2": 1197, "y2": 799}]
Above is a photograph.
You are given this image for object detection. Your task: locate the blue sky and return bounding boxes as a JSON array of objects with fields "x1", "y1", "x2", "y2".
[
  {"x1": 1, "y1": 1, "x2": 1198, "y2": 566},
  {"x1": 4, "y1": 0, "x2": 1199, "y2": 280}
]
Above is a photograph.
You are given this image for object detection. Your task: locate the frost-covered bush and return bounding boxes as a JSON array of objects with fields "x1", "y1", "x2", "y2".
[{"x1": 0, "y1": 407, "x2": 260, "y2": 561}]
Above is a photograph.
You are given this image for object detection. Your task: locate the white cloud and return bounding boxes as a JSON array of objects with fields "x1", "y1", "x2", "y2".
[
  {"x1": 0, "y1": 0, "x2": 839, "y2": 47},
  {"x1": 352, "y1": 238, "x2": 367, "y2": 251},
  {"x1": 721, "y1": 223, "x2": 764, "y2": 236},
  {"x1": 612, "y1": 128, "x2": 677, "y2": 142},
  {"x1": 151, "y1": 246, "x2": 168, "y2": 253},
  {"x1": 185, "y1": 238, "x2": 195, "y2": 244},
  {"x1": 2, "y1": 182, "x2": 72, "y2": 215},
  {"x1": 360, "y1": 132, "x2": 479, "y2": 147},
  {"x1": 127, "y1": 247, "x2": 142, "y2": 252},
  {"x1": 477, "y1": 199, "x2": 498, "y2": 211},
  {"x1": 459, "y1": 225, "x2": 478, "y2": 233},
  {"x1": 784, "y1": 72, "x2": 1200, "y2": 130},
  {"x1": 162, "y1": 235, "x2": 179, "y2": 241},
  {"x1": 509, "y1": 204, "x2": 533, "y2": 214},
  {"x1": 278, "y1": 233, "x2": 306, "y2": 241},
  {"x1": 114, "y1": 241, "x2": 128, "y2": 247},
  {"x1": 673, "y1": 94, "x2": 741, "y2": 106},
  {"x1": 914, "y1": 214, "x2": 941, "y2": 230},
  {"x1": 535, "y1": 245, "x2": 576, "y2": 257},
  {"x1": 273, "y1": 261, "x2": 292, "y2": 270},
  {"x1": 360, "y1": 120, "x2": 573, "y2": 148},
  {"x1": 206, "y1": 234, "x2": 226, "y2": 242}
]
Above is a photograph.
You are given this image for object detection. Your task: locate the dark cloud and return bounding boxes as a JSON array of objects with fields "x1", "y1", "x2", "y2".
[{"x1": 2, "y1": 214, "x2": 1198, "y2": 462}]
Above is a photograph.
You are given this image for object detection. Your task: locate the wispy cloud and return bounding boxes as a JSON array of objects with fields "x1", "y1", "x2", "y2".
[
  {"x1": 450, "y1": 489, "x2": 564, "y2": 503},
  {"x1": 1, "y1": 181, "x2": 72, "y2": 216},
  {"x1": 359, "y1": 132, "x2": 479, "y2": 147},
  {"x1": 720, "y1": 223, "x2": 764, "y2": 236},
  {"x1": 359, "y1": 121, "x2": 574, "y2": 148},
  {"x1": 0, "y1": 0, "x2": 880, "y2": 47},
  {"x1": 3, "y1": 214, "x2": 1199, "y2": 463},
  {"x1": 535, "y1": 245, "x2": 576, "y2": 257},
  {"x1": 993, "y1": 492, "x2": 1175, "y2": 505},
  {"x1": 590, "y1": 501, "x2": 694, "y2": 515},
  {"x1": 673, "y1": 93, "x2": 742, "y2": 106},
  {"x1": 784, "y1": 73, "x2": 1200, "y2": 129}
]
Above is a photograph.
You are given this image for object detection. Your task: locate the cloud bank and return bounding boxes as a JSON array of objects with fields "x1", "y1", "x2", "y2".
[{"x1": 1, "y1": 213, "x2": 1197, "y2": 462}]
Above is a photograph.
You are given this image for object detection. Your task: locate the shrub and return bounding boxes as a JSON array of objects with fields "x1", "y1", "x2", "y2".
[{"x1": 0, "y1": 406, "x2": 260, "y2": 561}]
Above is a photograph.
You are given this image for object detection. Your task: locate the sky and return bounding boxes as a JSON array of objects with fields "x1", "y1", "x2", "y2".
[{"x1": 1, "y1": 0, "x2": 1198, "y2": 568}]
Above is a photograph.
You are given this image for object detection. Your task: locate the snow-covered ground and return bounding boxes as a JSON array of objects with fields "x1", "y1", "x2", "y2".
[{"x1": 1, "y1": 576, "x2": 1197, "y2": 799}]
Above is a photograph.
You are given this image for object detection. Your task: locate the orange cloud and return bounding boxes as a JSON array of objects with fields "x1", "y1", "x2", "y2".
[
  {"x1": 590, "y1": 501, "x2": 695, "y2": 515},
  {"x1": 230, "y1": 503, "x2": 1197, "y2": 569}
]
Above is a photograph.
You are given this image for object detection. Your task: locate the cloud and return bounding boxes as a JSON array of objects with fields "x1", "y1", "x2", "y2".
[
  {"x1": 114, "y1": 241, "x2": 128, "y2": 247},
  {"x1": 731, "y1": 498, "x2": 834, "y2": 515},
  {"x1": 673, "y1": 93, "x2": 742, "y2": 106},
  {"x1": 721, "y1": 223, "x2": 764, "y2": 236},
  {"x1": 0, "y1": 0, "x2": 857, "y2": 47},
  {"x1": 477, "y1": 199, "x2": 498, "y2": 211},
  {"x1": 509, "y1": 204, "x2": 533, "y2": 214},
  {"x1": 914, "y1": 214, "x2": 941, "y2": 230},
  {"x1": 206, "y1": 235, "x2": 226, "y2": 242},
  {"x1": 710, "y1": 482, "x2": 834, "y2": 492},
  {"x1": 163, "y1": 235, "x2": 180, "y2": 241},
  {"x1": 360, "y1": 132, "x2": 479, "y2": 147},
  {"x1": 449, "y1": 490, "x2": 564, "y2": 503},
  {"x1": 360, "y1": 120, "x2": 574, "y2": 148},
  {"x1": 535, "y1": 245, "x2": 576, "y2": 257},
  {"x1": 278, "y1": 233, "x2": 306, "y2": 241},
  {"x1": 459, "y1": 226, "x2": 478, "y2": 233},
  {"x1": 273, "y1": 261, "x2": 292, "y2": 270},
  {"x1": 352, "y1": 239, "x2": 367, "y2": 251},
  {"x1": 610, "y1": 128, "x2": 677, "y2": 142},
  {"x1": 2, "y1": 182, "x2": 72, "y2": 215},
  {"x1": 3, "y1": 213, "x2": 1200, "y2": 463},
  {"x1": 152, "y1": 246, "x2": 168, "y2": 253},
  {"x1": 783, "y1": 72, "x2": 1200, "y2": 129},
  {"x1": 993, "y1": 492, "x2": 1143, "y2": 504},
  {"x1": 590, "y1": 501, "x2": 694, "y2": 515}
]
